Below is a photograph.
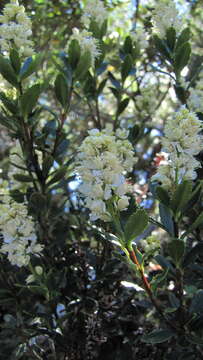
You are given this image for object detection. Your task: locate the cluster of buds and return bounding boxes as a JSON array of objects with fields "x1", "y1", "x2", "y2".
[
  {"x1": 77, "y1": 127, "x2": 135, "y2": 221},
  {"x1": 0, "y1": 197, "x2": 43, "y2": 267},
  {"x1": 0, "y1": 0, "x2": 34, "y2": 57},
  {"x1": 152, "y1": 107, "x2": 202, "y2": 190}
]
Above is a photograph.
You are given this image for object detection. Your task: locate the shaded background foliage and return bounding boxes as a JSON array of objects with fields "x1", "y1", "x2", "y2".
[{"x1": 0, "y1": 0, "x2": 203, "y2": 359}]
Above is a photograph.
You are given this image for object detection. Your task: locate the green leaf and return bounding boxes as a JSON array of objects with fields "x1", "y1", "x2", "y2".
[
  {"x1": 97, "y1": 78, "x2": 107, "y2": 95},
  {"x1": 176, "y1": 28, "x2": 190, "y2": 50},
  {"x1": 174, "y1": 83, "x2": 187, "y2": 103},
  {"x1": 20, "y1": 84, "x2": 41, "y2": 117},
  {"x1": 125, "y1": 209, "x2": 148, "y2": 246},
  {"x1": 89, "y1": 19, "x2": 101, "y2": 39},
  {"x1": 68, "y1": 39, "x2": 81, "y2": 69},
  {"x1": 132, "y1": 245, "x2": 143, "y2": 266},
  {"x1": 0, "y1": 92, "x2": 18, "y2": 114},
  {"x1": 42, "y1": 155, "x2": 54, "y2": 177},
  {"x1": 168, "y1": 239, "x2": 185, "y2": 265},
  {"x1": 141, "y1": 329, "x2": 174, "y2": 344},
  {"x1": 128, "y1": 124, "x2": 140, "y2": 144},
  {"x1": 9, "y1": 189, "x2": 25, "y2": 203},
  {"x1": 186, "y1": 212, "x2": 203, "y2": 233},
  {"x1": 153, "y1": 35, "x2": 171, "y2": 61},
  {"x1": 159, "y1": 203, "x2": 174, "y2": 236},
  {"x1": 109, "y1": 87, "x2": 120, "y2": 99},
  {"x1": 174, "y1": 42, "x2": 191, "y2": 75},
  {"x1": 123, "y1": 36, "x2": 133, "y2": 55},
  {"x1": 183, "y1": 242, "x2": 203, "y2": 267},
  {"x1": 0, "y1": 54, "x2": 19, "y2": 88},
  {"x1": 20, "y1": 54, "x2": 43, "y2": 80},
  {"x1": 54, "y1": 74, "x2": 69, "y2": 108},
  {"x1": 166, "y1": 27, "x2": 176, "y2": 51},
  {"x1": 83, "y1": 72, "x2": 96, "y2": 99},
  {"x1": 108, "y1": 71, "x2": 121, "y2": 89},
  {"x1": 13, "y1": 173, "x2": 33, "y2": 182},
  {"x1": 170, "y1": 181, "x2": 193, "y2": 215},
  {"x1": 55, "y1": 138, "x2": 69, "y2": 157},
  {"x1": 9, "y1": 48, "x2": 21, "y2": 74},
  {"x1": 151, "y1": 269, "x2": 169, "y2": 294},
  {"x1": 47, "y1": 166, "x2": 67, "y2": 186},
  {"x1": 117, "y1": 98, "x2": 129, "y2": 116},
  {"x1": 155, "y1": 254, "x2": 175, "y2": 273},
  {"x1": 121, "y1": 54, "x2": 133, "y2": 82},
  {"x1": 156, "y1": 186, "x2": 170, "y2": 207},
  {"x1": 189, "y1": 290, "x2": 203, "y2": 314},
  {"x1": 100, "y1": 19, "x2": 108, "y2": 38},
  {"x1": 74, "y1": 50, "x2": 92, "y2": 80},
  {"x1": 0, "y1": 112, "x2": 16, "y2": 131}
]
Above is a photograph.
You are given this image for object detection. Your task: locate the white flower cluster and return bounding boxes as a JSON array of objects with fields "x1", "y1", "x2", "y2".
[
  {"x1": 0, "y1": 197, "x2": 43, "y2": 267},
  {"x1": 141, "y1": 230, "x2": 162, "y2": 256},
  {"x1": 131, "y1": 27, "x2": 149, "y2": 51},
  {"x1": 67, "y1": 28, "x2": 100, "y2": 66},
  {"x1": 0, "y1": 0, "x2": 34, "y2": 57},
  {"x1": 81, "y1": 0, "x2": 108, "y2": 27},
  {"x1": 77, "y1": 127, "x2": 135, "y2": 221},
  {"x1": 152, "y1": 1, "x2": 182, "y2": 38},
  {"x1": 152, "y1": 107, "x2": 202, "y2": 190}
]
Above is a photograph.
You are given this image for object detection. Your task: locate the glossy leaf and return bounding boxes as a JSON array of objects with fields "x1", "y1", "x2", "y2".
[
  {"x1": 123, "y1": 36, "x2": 133, "y2": 55},
  {"x1": 189, "y1": 290, "x2": 203, "y2": 314},
  {"x1": 168, "y1": 239, "x2": 185, "y2": 265},
  {"x1": 121, "y1": 54, "x2": 133, "y2": 82},
  {"x1": 0, "y1": 54, "x2": 19, "y2": 88},
  {"x1": 13, "y1": 174, "x2": 33, "y2": 182},
  {"x1": 20, "y1": 84, "x2": 41, "y2": 117},
  {"x1": 155, "y1": 254, "x2": 175, "y2": 273},
  {"x1": 174, "y1": 42, "x2": 191, "y2": 75},
  {"x1": 20, "y1": 54, "x2": 43, "y2": 80},
  {"x1": 159, "y1": 203, "x2": 174, "y2": 236},
  {"x1": 9, "y1": 48, "x2": 21, "y2": 74},
  {"x1": 47, "y1": 166, "x2": 67, "y2": 186},
  {"x1": 176, "y1": 28, "x2": 190, "y2": 50},
  {"x1": 170, "y1": 181, "x2": 193, "y2": 215},
  {"x1": 125, "y1": 209, "x2": 148, "y2": 246},
  {"x1": 68, "y1": 39, "x2": 81, "y2": 69},
  {"x1": 0, "y1": 92, "x2": 18, "y2": 114},
  {"x1": 187, "y1": 212, "x2": 203, "y2": 233},
  {"x1": 74, "y1": 50, "x2": 92, "y2": 80},
  {"x1": 117, "y1": 98, "x2": 129, "y2": 116},
  {"x1": 153, "y1": 35, "x2": 171, "y2": 61},
  {"x1": 183, "y1": 242, "x2": 203, "y2": 267},
  {"x1": 166, "y1": 27, "x2": 176, "y2": 51},
  {"x1": 142, "y1": 329, "x2": 174, "y2": 344},
  {"x1": 54, "y1": 73, "x2": 69, "y2": 108},
  {"x1": 156, "y1": 186, "x2": 170, "y2": 207}
]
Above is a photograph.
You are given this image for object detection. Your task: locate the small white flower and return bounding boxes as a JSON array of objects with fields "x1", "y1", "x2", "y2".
[
  {"x1": 0, "y1": 0, "x2": 34, "y2": 57},
  {"x1": 81, "y1": 0, "x2": 108, "y2": 27},
  {"x1": 117, "y1": 196, "x2": 129, "y2": 210},
  {"x1": 66, "y1": 28, "x2": 100, "y2": 66},
  {"x1": 152, "y1": 107, "x2": 202, "y2": 190},
  {"x1": 152, "y1": 1, "x2": 183, "y2": 38},
  {"x1": 0, "y1": 198, "x2": 43, "y2": 267},
  {"x1": 77, "y1": 127, "x2": 136, "y2": 221},
  {"x1": 131, "y1": 27, "x2": 149, "y2": 50}
]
